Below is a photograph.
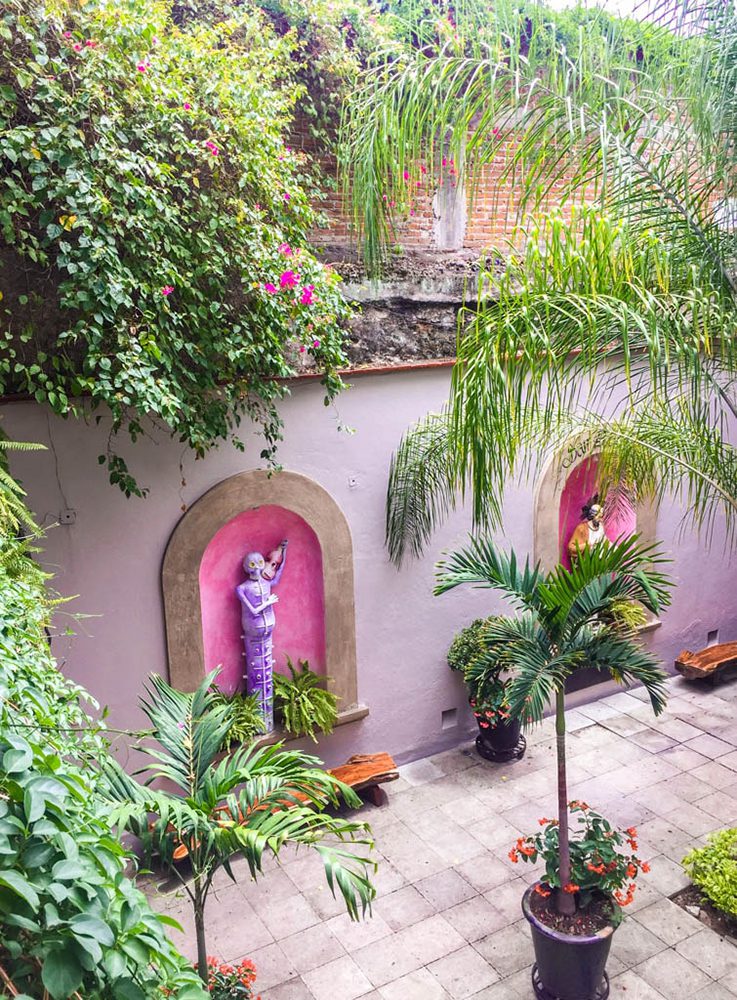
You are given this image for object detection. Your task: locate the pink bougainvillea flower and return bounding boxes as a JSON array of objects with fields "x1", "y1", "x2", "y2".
[
  {"x1": 63, "y1": 30, "x2": 72, "y2": 38},
  {"x1": 204, "y1": 140, "x2": 219, "y2": 156},
  {"x1": 161, "y1": 285, "x2": 174, "y2": 296},
  {"x1": 312, "y1": 338, "x2": 320, "y2": 349},
  {"x1": 442, "y1": 156, "x2": 447, "y2": 167},
  {"x1": 283, "y1": 192, "x2": 291, "y2": 202},
  {"x1": 278, "y1": 242, "x2": 292, "y2": 255},
  {"x1": 403, "y1": 169, "x2": 410, "y2": 180},
  {"x1": 137, "y1": 63, "x2": 147, "y2": 72},
  {"x1": 73, "y1": 42, "x2": 83, "y2": 51},
  {"x1": 183, "y1": 102, "x2": 192, "y2": 110},
  {"x1": 420, "y1": 164, "x2": 427, "y2": 174},
  {"x1": 410, "y1": 209, "x2": 415, "y2": 216},
  {"x1": 300, "y1": 284, "x2": 315, "y2": 305},
  {"x1": 279, "y1": 270, "x2": 299, "y2": 289},
  {"x1": 299, "y1": 345, "x2": 306, "y2": 353},
  {"x1": 254, "y1": 203, "x2": 261, "y2": 211},
  {"x1": 263, "y1": 282, "x2": 277, "y2": 294},
  {"x1": 85, "y1": 39, "x2": 98, "y2": 47}
]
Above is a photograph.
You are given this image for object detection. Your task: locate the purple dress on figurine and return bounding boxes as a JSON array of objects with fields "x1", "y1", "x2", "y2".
[{"x1": 236, "y1": 541, "x2": 287, "y2": 732}]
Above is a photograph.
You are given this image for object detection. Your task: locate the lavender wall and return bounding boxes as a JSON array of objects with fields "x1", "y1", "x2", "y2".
[{"x1": 3, "y1": 367, "x2": 736, "y2": 768}]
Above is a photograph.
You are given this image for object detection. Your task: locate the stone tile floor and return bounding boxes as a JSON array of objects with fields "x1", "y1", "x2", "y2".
[{"x1": 146, "y1": 675, "x2": 737, "y2": 999}]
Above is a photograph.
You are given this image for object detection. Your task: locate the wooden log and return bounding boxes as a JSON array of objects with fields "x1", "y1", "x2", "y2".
[
  {"x1": 328, "y1": 752, "x2": 399, "y2": 793},
  {"x1": 675, "y1": 641, "x2": 737, "y2": 680}
]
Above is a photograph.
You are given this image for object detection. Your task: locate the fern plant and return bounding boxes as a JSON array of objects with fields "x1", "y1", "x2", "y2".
[
  {"x1": 274, "y1": 658, "x2": 339, "y2": 743},
  {"x1": 210, "y1": 686, "x2": 266, "y2": 750}
]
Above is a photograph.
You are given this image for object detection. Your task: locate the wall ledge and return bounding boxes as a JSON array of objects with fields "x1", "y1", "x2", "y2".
[{"x1": 250, "y1": 703, "x2": 370, "y2": 750}]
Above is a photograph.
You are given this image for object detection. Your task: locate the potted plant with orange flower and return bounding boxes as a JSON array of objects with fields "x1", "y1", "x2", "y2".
[
  {"x1": 435, "y1": 534, "x2": 672, "y2": 1000},
  {"x1": 448, "y1": 618, "x2": 526, "y2": 761}
]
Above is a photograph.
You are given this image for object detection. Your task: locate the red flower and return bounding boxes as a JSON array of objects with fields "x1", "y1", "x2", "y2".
[
  {"x1": 563, "y1": 883, "x2": 579, "y2": 894},
  {"x1": 640, "y1": 861, "x2": 651, "y2": 873},
  {"x1": 534, "y1": 884, "x2": 551, "y2": 897},
  {"x1": 625, "y1": 826, "x2": 637, "y2": 838},
  {"x1": 508, "y1": 848, "x2": 519, "y2": 863}
]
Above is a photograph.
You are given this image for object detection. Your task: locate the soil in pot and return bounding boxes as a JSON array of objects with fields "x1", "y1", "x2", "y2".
[{"x1": 529, "y1": 887, "x2": 616, "y2": 936}]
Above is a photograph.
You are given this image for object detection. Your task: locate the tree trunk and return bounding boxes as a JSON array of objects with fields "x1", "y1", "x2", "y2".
[
  {"x1": 194, "y1": 881, "x2": 208, "y2": 984},
  {"x1": 555, "y1": 687, "x2": 575, "y2": 917}
]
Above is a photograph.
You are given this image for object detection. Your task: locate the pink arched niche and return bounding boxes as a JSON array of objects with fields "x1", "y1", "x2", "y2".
[
  {"x1": 198, "y1": 505, "x2": 326, "y2": 695},
  {"x1": 558, "y1": 456, "x2": 636, "y2": 568}
]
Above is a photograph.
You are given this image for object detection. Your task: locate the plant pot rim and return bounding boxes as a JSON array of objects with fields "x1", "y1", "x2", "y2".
[{"x1": 522, "y1": 882, "x2": 617, "y2": 945}]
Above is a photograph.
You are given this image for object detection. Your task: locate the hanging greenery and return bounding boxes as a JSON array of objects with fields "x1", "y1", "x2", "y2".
[{"x1": 0, "y1": 0, "x2": 358, "y2": 495}]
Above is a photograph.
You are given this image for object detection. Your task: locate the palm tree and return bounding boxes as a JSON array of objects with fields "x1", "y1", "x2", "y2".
[
  {"x1": 341, "y1": 0, "x2": 737, "y2": 563},
  {"x1": 103, "y1": 672, "x2": 376, "y2": 982},
  {"x1": 434, "y1": 534, "x2": 673, "y2": 916}
]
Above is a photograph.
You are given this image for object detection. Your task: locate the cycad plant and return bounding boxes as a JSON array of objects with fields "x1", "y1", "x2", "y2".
[
  {"x1": 103, "y1": 672, "x2": 376, "y2": 982},
  {"x1": 342, "y1": 0, "x2": 737, "y2": 560},
  {"x1": 435, "y1": 534, "x2": 673, "y2": 916}
]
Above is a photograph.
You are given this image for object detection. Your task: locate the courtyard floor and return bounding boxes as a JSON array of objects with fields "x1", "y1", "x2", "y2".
[{"x1": 147, "y1": 675, "x2": 737, "y2": 999}]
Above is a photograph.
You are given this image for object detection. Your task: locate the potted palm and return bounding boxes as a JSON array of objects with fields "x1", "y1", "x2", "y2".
[
  {"x1": 448, "y1": 618, "x2": 526, "y2": 761},
  {"x1": 102, "y1": 671, "x2": 376, "y2": 982},
  {"x1": 435, "y1": 534, "x2": 672, "y2": 1000}
]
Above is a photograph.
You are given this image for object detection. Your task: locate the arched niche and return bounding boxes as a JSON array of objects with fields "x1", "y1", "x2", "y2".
[
  {"x1": 199, "y1": 505, "x2": 325, "y2": 694},
  {"x1": 162, "y1": 470, "x2": 362, "y2": 718},
  {"x1": 534, "y1": 434, "x2": 658, "y2": 571}
]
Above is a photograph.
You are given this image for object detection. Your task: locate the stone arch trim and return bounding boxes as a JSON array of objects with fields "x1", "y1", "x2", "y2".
[
  {"x1": 533, "y1": 435, "x2": 659, "y2": 571},
  {"x1": 162, "y1": 469, "x2": 358, "y2": 707}
]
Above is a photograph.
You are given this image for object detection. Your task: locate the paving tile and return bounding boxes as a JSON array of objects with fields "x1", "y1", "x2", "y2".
[
  {"x1": 204, "y1": 891, "x2": 274, "y2": 959},
  {"x1": 400, "y1": 913, "x2": 468, "y2": 965},
  {"x1": 280, "y1": 920, "x2": 346, "y2": 975},
  {"x1": 379, "y1": 967, "x2": 450, "y2": 999},
  {"x1": 610, "y1": 917, "x2": 669, "y2": 968},
  {"x1": 694, "y1": 985, "x2": 735, "y2": 1000},
  {"x1": 256, "y1": 892, "x2": 322, "y2": 940},
  {"x1": 441, "y1": 794, "x2": 494, "y2": 828},
  {"x1": 352, "y1": 928, "x2": 423, "y2": 986},
  {"x1": 267, "y1": 978, "x2": 316, "y2": 999},
  {"x1": 399, "y1": 759, "x2": 446, "y2": 785},
  {"x1": 684, "y1": 734, "x2": 736, "y2": 760},
  {"x1": 374, "y1": 884, "x2": 434, "y2": 932},
  {"x1": 654, "y1": 718, "x2": 706, "y2": 743},
  {"x1": 630, "y1": 729, "x2": 679, "y2": 754},
  {"x1": 285, "y1": 853, "x2": 331, "y2": 892},
  {"x1": 455, "y1": 852, "x2": 516, "y2": 893},
  {"x1": 633, "y1": 897, "x2": 703, "y2": 946},
  {"x1": 472, "y1": 921, "x2": 533, "y2": 977},
  {"x1": 303, "y1": 882, "x2": 354, "y2": 921},
  {"x1": 599, "y1": 715, "x2": 650, "y2": 739},
  {"x1": 676, "y1": 929, "x2": 737, "y2": 979},
  {"x1": 609, "y1": 969, "x2": 668, "y2": 998},
  {"x1": 416, "y1": 868, "x2": 478, "y2": 911},
  {"x1": 443, "y1": 894, "x2": 510, "y2": 943},
  {"x1": 691, "y1": 761, "x2": 737, "y2": 789},
  {"x1": 246, "y1": 942, "x2": 297, "y2": 990},
  {"x1": 636, "y1": 947, "x2": 713, "y2": 997},
  {"x1": 327, "y1": 910, "x2": 393, "y2": 951},
  {"x1": 697, "y1": 790, "x2": 737, "y2": 824},
  {"x1": 482, "y1": 878, "x2": 528, "y2": 922},
  {"x1": 663, "y1": 800, "x2": 724, "y2": 837},
  {"x1": 642, "y1": 854, "x2": 692, "y2": 896},
  {"x1": 658, "y1": 747, "x2": 712, "y2": 773},
  {"x1": 302, "y1": 954, "x2": 375, "y2": 1000},
  {"x1": 427, "y1": 944, "x2": 500, "y2": 999},
  {"x1": 467, "y1": 979, "x2": 526, "y2": 999}
]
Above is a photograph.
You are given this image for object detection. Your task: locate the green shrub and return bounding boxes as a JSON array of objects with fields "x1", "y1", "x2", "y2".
[
  {"x1": 447, "y1": 618, "x2": 489, "y2": 672},
  {"x1": 683, "y1": 829, "x2": 737, "y2": 919},
  {"x1": 211, "y1": 686, "x2": 266, "y2": 750},
  {"x1": 274, "y1": 657, "x2": 338, "y2": 742}
]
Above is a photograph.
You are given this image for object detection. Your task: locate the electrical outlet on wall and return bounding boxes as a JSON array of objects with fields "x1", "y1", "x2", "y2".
[{"x1": 59, "y1": 509, "x2": 76, "y2": 525}]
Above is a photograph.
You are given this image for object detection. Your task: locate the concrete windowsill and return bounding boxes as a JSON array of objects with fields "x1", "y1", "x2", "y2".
[{"x1": 251, "y1": 703, "x2": 370, "y2": 750}]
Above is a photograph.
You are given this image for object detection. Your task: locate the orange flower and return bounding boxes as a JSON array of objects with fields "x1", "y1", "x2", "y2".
[
  {"x1": 640, "y1": 861, "x2": 651, "y2": 873},
  {"x1": 534, "y1": 884, "x2": 551, "y2": 897},
  {"x1": 519, "y1": 844, "x2": 536, "y2": 857},
  {"x1": 508, "y1": 848, "x2": 520, "y2": 863},
  {"x1": 626, "y1": 863, "x2": 637, "y2": 879},
  {"x1": 563, "y1": 883, "x2": 580, "y2": 894},
  {"x1": 625, "y1": 826, "x2": 637, "y2": 837},
  {"x1": 538, "y1": 817, "x2": 557, "y2": 826},
  {"x1": 587, "y1": 862, "x2": 606, "y2": 875},
  {"x1": 628, "y1": 838, "x2": 638, "y2": 851}
]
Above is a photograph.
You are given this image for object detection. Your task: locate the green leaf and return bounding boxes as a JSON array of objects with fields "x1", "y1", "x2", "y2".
[
  {"x1": 70, "y1": 912, "x2": 115, "y2": 947},
  {"x1": 0, "y1": 870, "x2": 40, "y2": 909},
  {"x1": 41, "y1": 949, "x2": 83, "y2": 1000}
]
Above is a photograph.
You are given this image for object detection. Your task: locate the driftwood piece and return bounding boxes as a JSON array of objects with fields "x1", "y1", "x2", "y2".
[
  {"x1": 675, "y1": 642, "x2": 737, "y2": 681},
  {"x1": 329, "y1": 753, "x2": 399, "y2": 796}
]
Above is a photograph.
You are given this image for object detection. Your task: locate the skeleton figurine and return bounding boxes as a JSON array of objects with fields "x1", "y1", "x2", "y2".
[
  {"x1": 236, "y1": 540, "x2": 288, "y2": 731},
  {"x1": 567, "y1": 494, "x2": 605, "y2": 564}
]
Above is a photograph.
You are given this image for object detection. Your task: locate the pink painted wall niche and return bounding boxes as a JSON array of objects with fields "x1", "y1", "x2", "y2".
[
  {"x1": 558, "y1": 456, "x2": 637, "y2": 568},
  {"x1": 199, "y1": 504, "x2": 326, "y2": 695}
]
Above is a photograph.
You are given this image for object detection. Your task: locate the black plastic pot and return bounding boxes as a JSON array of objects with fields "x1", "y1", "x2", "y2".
[
  {"x1": 522, "y1": 883, "x2": 616, "y2": 999},
  {"x1": 474, "y1": 715, "x2": 526, "y2": 762}
]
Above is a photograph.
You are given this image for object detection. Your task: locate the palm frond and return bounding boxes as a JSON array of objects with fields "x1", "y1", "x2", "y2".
[{"x1": 434, "y1": 535, "x2": 544, "y2": 610}]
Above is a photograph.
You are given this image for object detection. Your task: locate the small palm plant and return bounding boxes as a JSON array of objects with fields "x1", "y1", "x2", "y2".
[
  {"x1": 103, "y1": 672, "x2": 376, "y2": 982},
  {"x1": 435, "y1": 534, "x2": 672, "y2": 917}
]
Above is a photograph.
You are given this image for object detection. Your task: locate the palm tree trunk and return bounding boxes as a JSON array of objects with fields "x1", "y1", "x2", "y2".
[
  {"x1": 555, "y1": 687, "x2": 575, "y2": 917},
  {"x1": 194, "y1": 880, "x2": 208, "y2": 984}
]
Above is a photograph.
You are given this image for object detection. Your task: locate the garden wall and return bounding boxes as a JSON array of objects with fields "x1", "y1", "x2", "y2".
[{"x1": 3, "y1": 366, "x2": 736, "y2": 769}]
